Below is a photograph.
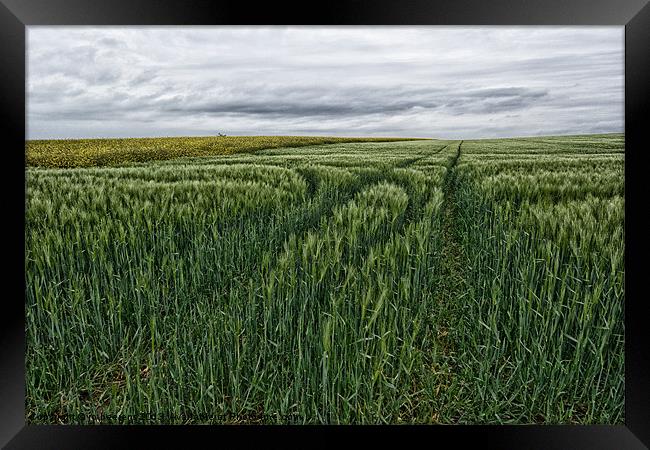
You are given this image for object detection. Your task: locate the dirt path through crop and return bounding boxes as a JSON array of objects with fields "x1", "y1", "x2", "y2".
[
  {"x1": 397, "y1": 142, "x2": 449, "y2": 168},
  {"x1": 428, "y1": 140, "x2": 470, "y2": 422}
]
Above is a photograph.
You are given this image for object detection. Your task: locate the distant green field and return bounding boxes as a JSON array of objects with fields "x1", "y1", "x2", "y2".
[
  {"x1": 25, "y1": 135, "x2": 424, "y2": 168},
  {"x1": 25, "y1": 133, "x2": 624, "y2": 424}
]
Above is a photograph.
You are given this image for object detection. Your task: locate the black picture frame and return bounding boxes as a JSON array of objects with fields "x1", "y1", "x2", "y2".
[{"x1": 2, "y1": 0, "x2": 648, "y2": 448}]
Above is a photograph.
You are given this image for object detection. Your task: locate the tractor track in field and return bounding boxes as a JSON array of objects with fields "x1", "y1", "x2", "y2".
[
  {"x1": 397, "y1": 143, "x2": 449, "y2": 168},
  {"x1": 429, "y1": 140, "x2": 469, "y2": 423}
]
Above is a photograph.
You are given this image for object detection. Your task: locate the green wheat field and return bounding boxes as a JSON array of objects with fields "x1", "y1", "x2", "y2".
[{"x1": 25, "y1": 133, "x2": 624, "y2": 424}]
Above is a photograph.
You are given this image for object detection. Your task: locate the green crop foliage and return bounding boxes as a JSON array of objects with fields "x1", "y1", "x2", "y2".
[{"x1": 25, "y1": 134, "x2": 624, "y2": 424}]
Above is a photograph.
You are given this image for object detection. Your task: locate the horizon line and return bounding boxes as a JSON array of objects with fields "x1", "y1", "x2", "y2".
[{"x1": 26, "y1": 131, "x2": 625, "y2": 143}]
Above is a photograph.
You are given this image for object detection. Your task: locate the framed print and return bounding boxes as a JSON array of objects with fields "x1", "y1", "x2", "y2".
[{"x1": 2, "y1": 0, "x2": 649, "y2": 447}]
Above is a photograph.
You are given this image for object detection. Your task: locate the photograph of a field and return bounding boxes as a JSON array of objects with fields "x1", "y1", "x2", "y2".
[
  {"x1": 25, "y1": 133, "x2": 624, "y2": 424},
  {"x1": 24, "y1": 25, "x2": 625, "y2": 426}
]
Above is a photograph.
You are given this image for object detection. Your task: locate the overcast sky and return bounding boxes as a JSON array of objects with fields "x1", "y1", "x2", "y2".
[{"x1": 27, "y1": 27, "x2": 624, "y2": 140}]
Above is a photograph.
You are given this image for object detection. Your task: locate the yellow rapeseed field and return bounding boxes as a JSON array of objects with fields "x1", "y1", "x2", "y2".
[{"x1": 25, "y1": 136, "x2": 423, "y2": 168}]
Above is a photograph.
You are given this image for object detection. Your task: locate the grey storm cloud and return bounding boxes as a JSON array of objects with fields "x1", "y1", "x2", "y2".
[
  {"x1": 158, "y1": 85, "x2": 549, "y2": 117},
  {"x1": 27, "y1": 27, "x2": 623, "y2": 139}
]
